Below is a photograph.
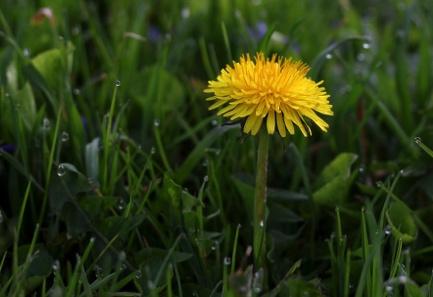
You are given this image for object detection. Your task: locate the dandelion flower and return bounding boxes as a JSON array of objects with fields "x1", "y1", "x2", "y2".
[{"x1": 204, "y1": 52, "x2": 333, "y2": 137}]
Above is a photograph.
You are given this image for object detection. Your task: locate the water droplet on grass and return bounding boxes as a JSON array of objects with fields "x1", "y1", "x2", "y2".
[
  {"x1": 117, "y1": 199, "x2": 125, "y2": 210},
  {"x1": 211, "y1": 119, "x2": 218, "y2": 126},
  {"x1": 114, "y1": 80, "x2": 121, "y2": 87},
  {"x1": 23, "y1": 48, "x2": 30, "y2": 57},
  {"x1": 147, "y1": 280, "x2": 155, "y2": 289},
  {"x1": 362, "y1": 42, "x2": 371, "y2": 49},
  {"x1": 181, "y1": 7, "x2": 190, "y2": 18},
  {"x1": 223, "y1": 257, "x2": 231, "y2": 265},
  {"x1": 150, "y1": 147, "x2": 156, "y2": 155},
  {"x1": 73, "y1": 88, "x2": 80, "y2": 95},
  {"x1": 119, "y1": 251, "x2": 126, "y2": 262},
  {"x1": 203, "y1": 175, "x2": 209, "y2": 183},
  {"x1": 57, "y1": 164, "x2": 66, "y2": 177},
  {"x1": 325, "y1": 53, "x2": 333, "y2": 60},
  {"x1": 153, "y1": 119, "x2": 160, "y2": 127},
  {"x1": 135, "y1": 270, "x2": 142, "y2": 279},
  {"x1": 384, "y1": 225, "x2": 392, "y2": 236},
  {"x1": 61, "y1": 131, "x2": 69, "y2": 142},
  {"x1": 253, "y1": 269, "x2": 264, "y2": 293},
  {"x1": 398, "y1": 275, "x2": 408, "y2": 284},
  {"x1": 414, "y1": 136, "x2": 421, "y2": 144},
  {"x1": 42, "y1": 118, "x2": 51, "y2": 131},
  {"x1": 52, "y1": 260, "x2": 60, "y2": 271},
  {"x1": 376, "y1": 181, "x2": 384, "y2": 188},
  {"x1": 259, "y1": 220, "x2": 264, "y2": 227}
]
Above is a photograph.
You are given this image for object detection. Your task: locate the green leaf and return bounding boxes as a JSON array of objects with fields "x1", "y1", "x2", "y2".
[
  {"x1": 386, "y1": 199, "x2": 417, "y2": 243},
  {"x1": 31, "y1": 43, "x2": 74, "y2": 91},
  {"x1": 14, "y1": 83, "x2": 36, "y2": 130},
  {"x1": 85, "y1": 138, "x2": 100, "y2": 181},
  {"x1": 313, "y1": 153, "x2": 358, "y2": 206},
  {"x1": 316, "y1": 153, "x2": 358, "y2": 187},
  {"x1": 32, "y1": 48, "x2": 64, "y2": 90}
]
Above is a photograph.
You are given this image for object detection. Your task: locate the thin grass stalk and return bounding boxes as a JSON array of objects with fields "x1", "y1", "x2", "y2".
[{"x1": 253, "y1": 131, "x2": 269, "y2": 268}]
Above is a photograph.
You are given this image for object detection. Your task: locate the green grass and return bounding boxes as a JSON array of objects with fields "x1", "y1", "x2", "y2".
[{"x1": 1, "y1": 0, "x2": 433, "y2": 296}]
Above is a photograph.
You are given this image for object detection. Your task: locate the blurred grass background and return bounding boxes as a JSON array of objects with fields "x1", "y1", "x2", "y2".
[{"x1": 1, "y1": 0, "x2": 433, "y2": 296}]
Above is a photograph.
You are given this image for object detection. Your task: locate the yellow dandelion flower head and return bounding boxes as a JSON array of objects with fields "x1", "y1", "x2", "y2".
[{"x1": 204, "y1": 52, "x2": 333, "y2": 137}]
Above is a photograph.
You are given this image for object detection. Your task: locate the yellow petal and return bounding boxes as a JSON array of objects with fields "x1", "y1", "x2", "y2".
[
  {"x1": 208, "y1": 100, "x2": 227, "y2": 110},
  {"x1": 217, "y1": 104, "x2": 236, "y2": 116},
  {"x1": 276, "y1": 112, "x2": 286, "y2": 137},
  {"x1": 251, "y1": 116, "x2": 264, "y2": 135},
  {"x1": 266, "y1": 111, "x2": 275, "y2": 135},
  {"x1": 243, "y1": 115, "x2": 258, "y2": 134}
]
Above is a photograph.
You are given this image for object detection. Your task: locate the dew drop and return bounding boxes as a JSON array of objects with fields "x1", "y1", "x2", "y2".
[
  {"x1": 66, "y1": 233, "x2": 72, "y2": 240},
  {"x1": 211, "y1": 119, "x2": 218, "y2": 126},
  {"x1": 259, "y1": 220, "x2": 264, "y2": 227},
  {"x1": 223, "y1": 257, "x2": 231, "y2": 266},
  {"x1": 73, "y1": 88, "x2": 81, "y2": 96},
  {"x1": 117, "y1": 199, "x2": 125, "y2": 210},
  {"x1": 135, "y1": 270, "x2": 142, "y2": 279},
  {"x1": 325, "y1": 53, "x2": 333, "y2": 60},
  {"x1": 23, "y1": 48, "x2": 30, "y2": 57},
  {"x1": 118, "y1": 251, "x2": 126, "y2": 262},
  {"x1": 52, "y1": 260, "x2": 60, "y2": 271},
  {"x1": 90, "y1": 237, "x2": 96, "y2": 243},
  {"x1": 147, "y1": 280, "x2": 155, "y2": 289},
  {"x1": 384, "y1": 225, "x2": 392, "y2": 236},
  {"x1": 42, "y1": 118, "x2": 51, "y2": 131},
  {"x1": 362, "y1": 42, "x2": 371, "y2": 50},
  {"x1": 398, "y1": 275, "x2": 408, "y2": 284},
  {"x1": 57, "y1": 164, "x2": 66, "y2": 177},
  {"x1": 253, "y1": 268, "x2": 264, "y2": 293},
  {"x1": 385, "y1": 285, "x2": 393, "y2": 293},
  {"x1": 181, "y1": 7, "x2": 190, "y2": 18},
  {"x1": 246, "y1": 245, "x2": 253, "y2": 256},
  {"x1": 153, "y1": 118, "x2": 160, "y2": 127},
  {"x1": 203, "y1": 175, "x2": 209, "y2": 183},
  {"x1": 150, "y1": 146, "x2": 156, "y2": 155},
  {"x1": 120, "y1": 263, "x2": 127, "y2": 271},
  {"x1": 61, "y1": 131, "x2": 69, "y2": 143},
  {"x1": 376, "y1": 181, "x2": 384, "y2": 188},
  {"x1": 358, "y1": 166, "x2": 365, "y2": 173},
  {"x1": 114, "y1": 80, "x2": 121, "y2": 87},
  {"x1": 414, "y1": 136, "x2": 422, "y2": 144}
]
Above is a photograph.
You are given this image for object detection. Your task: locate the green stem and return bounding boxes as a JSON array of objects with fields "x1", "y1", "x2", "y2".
[{"x1": 253, "y1": 131, "x2": 269, "y2": 267}]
